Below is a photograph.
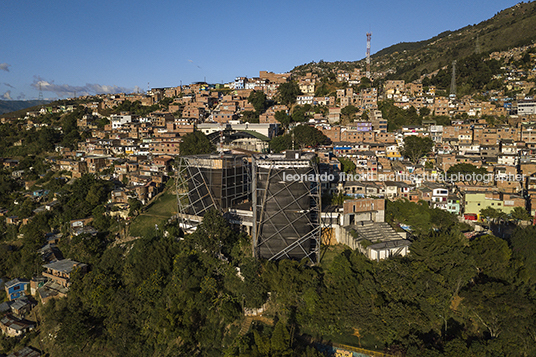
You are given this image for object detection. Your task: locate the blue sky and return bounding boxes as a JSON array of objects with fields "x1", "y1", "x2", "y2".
[{"x1": 0, "y1": 0, "x2": 523, "y2": 100}]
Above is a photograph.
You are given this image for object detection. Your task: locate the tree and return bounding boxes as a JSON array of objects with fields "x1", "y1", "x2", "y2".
[
  {"x1": 338, "y1": 157, "x2": 356, "y2": 173},
  {"x1": 331, "y1": 192, "x2": 347, "y2": 205},
  {"x1": 291, "y1": 105, "x2": 308, "y2": 122},
  {"x1": 510, "y1": 206, "x2": 532, "y2": 221},
  {"x1": 269, "y1": 135, "x2": 293, "y2": 153},
  {"x1": 269, "y1": 125, "x2": 329, "y2": 153},
  {"x1": 271, "y1": 320, "x2": 291, "y2": 355},
  {"x1": 467, "y1": 234, "x2": 511, "y2": 280},
  {"x1": 358, "y1": 77, "x2": 372, "y2": 90},
  {"x1": 179, "y1": 131, "x2": 215, "y2": 156},
  {"x1": 275, "y1": 110, "x2": 291, "y2": 127},
  {"x1": 480, "y1": 207, "x2": 506, "y2": 222},
  {"x1": 96, "y1": 117, "x2": 110, "y2": 129},
  {"x1": 510, "y1": 226, "x2": 536, "y2": 284},
  {"x1": 241, "y1": 110, "x2": 259, "y2": 123},
  {"x1": 292, "y1": 125, "x2": 330, "y2": 148},
  {"x1": 276, "y1": 82, "x2": 301, "y2": 106},
  {"x1": 401, "y1": 136, "x2": 433, "y2": 164},
  {"x1": 314, "y1": 83, "x2": 329, "y2": 97},
  {"x1": 38, "y1": 126, "x2": 59, "y2": 152},
  {"x1": 61, "y1": 110, "x2": 82, "y2": 150},
  {"x1": 248, "y1": 90, "x2": 268, "y2": 114},
  {"x1": 379, "y1": 100, "x2": 422, "y2": 131},
  {"x1": 188, "y1": 209, "x2": 236, "y2": 257},
  {"x1": 341, "y1": 105, "x2": 359, "y2": 123},
  {"x1": 447, "y1": 163, "x2": 489, "y2": 183},
  {"x1": 419, "y1": 107, "x2": 431, "y2": 117},
  {"x1": 92, "y1": 205, "x2": 112, "y2": 232},
  {"x1": 128, "y1": 198, "x2": 143, "y2": 216}
]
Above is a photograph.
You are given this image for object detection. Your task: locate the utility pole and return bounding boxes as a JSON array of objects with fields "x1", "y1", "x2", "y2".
[
  {"x1": 450, "y1": 60, "x2": 457, "y2": 99},
  {"x1": 366, "y1": 32, "x2": 372, "y2": 79}
]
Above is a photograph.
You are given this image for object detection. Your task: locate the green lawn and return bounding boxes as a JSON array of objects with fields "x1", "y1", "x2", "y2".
[
  {"x1": 128, "y1": 191, "x2": 177, "y2": 238},
  {"x1": 144, "y1": 192, "x2": 177, "y2": 217}
]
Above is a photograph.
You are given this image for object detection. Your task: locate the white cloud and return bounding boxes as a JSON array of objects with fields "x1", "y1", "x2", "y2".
[
  {"x1": 1, "y1": 90, "x2": 12, "y2": 100},
  {"x1": 0, "y1": 63, "x2": 10, "y2": 72},
  {"x1": 31, "y1": 76, "x2": 133, "y2": 97}
]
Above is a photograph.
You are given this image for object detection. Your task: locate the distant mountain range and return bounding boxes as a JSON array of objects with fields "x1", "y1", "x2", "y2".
[
  {"x1": 292, "y1": 1, "x2": 536, "y2": 81},
  {"x1": 0, "y1": 100, "x2": 51, "y2": 116}
]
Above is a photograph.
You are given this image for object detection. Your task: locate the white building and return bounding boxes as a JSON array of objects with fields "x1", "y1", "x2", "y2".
[{"x1": 110, "y1": 114, "x2": 137, "y2": 129}]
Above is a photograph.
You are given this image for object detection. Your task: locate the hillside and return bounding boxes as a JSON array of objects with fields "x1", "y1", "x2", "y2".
[
  {"x1": 292, "y1": 1, "x2": 536, "y2": 81},
  {"x1": 0, "y1": 100, "x2": 51, "y2": 116}
]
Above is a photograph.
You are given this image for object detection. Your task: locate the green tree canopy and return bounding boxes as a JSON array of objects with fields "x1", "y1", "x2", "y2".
[
  {"x1": 275, "y1": 110, "x2": 291, "y2": 127},
  {"x1": 341, "y1": 105, "x2": 359, "y2": 123},
  {"x1": 276, "y1": 82, "x2": 302, "y2": 106},
  {"x1": 447, "y1": 163, "x2": 489, "y2": 184},
  {"x1": 401, "y1": 136, "x2": 434, "y2": 164},
  {"x1": 179, "y1": 131, "x2": 215, "y2": 156},
  {"x1": 270, "y1": 125, "x2": 330, "y2": 152},
  {"x1": 269, "y1": 135, "x2": 293, "y2": 153},
  {"x1": 447, "y1": 163, "x2": 488, "y2": 177},
  {"x1": 358, "y1": 76, "x2": 372, "y2": 90},
  {"x1": 338, "y1": 157, "x2": 356, "y2": 173},
  {"x1": 248, "y1": 90, "x2": 268, "y2": 114},
  {"x1": 480, "y1": 206, "x2": 506, "y2": 221},
  {"x1": 378, "y1": 100, "x2": 423, "y2": 131},
  {"x1": 241, "y1": 110, "x2": 259, "y2": 123},
  {"x1": 291, "y1": 105, "x2": 309, "y2": 122},
  {"x1": 314, "y1": 83, "x2": 330, "y2": 96},
  {"x1": 510, "y1": 206, "x2": 532, "y2": 221}
]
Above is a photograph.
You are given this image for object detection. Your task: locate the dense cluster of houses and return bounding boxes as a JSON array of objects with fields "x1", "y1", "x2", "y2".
[
  {"x1": 314, "y1": 116, "x2": 536, "y2": 220},
  {"x1": 0, "y1": 257, "x2": 86, "y2": 341}
]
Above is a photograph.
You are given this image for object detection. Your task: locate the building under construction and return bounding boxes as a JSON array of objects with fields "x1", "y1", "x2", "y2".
[
  {"x1": 252, "y1": 151, "x2": 321, "y2": 263},
  {"x1": 176, "y1": 154, "x2": 249, "y2": 231}
]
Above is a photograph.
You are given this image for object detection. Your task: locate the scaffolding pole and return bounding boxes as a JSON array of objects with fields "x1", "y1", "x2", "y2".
[{"x1": 252, "y1": 154, "x2": 321, "y2": 264}]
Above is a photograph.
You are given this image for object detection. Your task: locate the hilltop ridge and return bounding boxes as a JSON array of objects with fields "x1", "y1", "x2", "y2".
[{"x1": 292, "y1": 1, "x2": 536, "y2": 81}]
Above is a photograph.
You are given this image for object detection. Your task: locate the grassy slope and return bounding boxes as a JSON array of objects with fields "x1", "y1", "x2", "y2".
[{"x1": 128, "y1": 189, "x2": 177, "y2": 238}]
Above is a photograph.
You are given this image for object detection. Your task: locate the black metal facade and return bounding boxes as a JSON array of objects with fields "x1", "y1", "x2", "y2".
[
  {"x1": 252, "y1": 152, "x2": 321, "y2": 263},
  {"x1": 176, "y1": 154, "x2": 249, "y2": 231}
]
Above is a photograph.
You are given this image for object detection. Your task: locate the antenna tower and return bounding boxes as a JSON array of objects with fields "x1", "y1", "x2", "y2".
[
  {"x1": 366, "y1": 32, "x2": 372, "y2": 79},
  {"x1": 219, "y1": 122, "x2": 224, "y2": 158},
  {"x1": 38, "y1": 83, "x2": 43, "y2": 101},
  {"x1": 450, "y1": 60, "x2": 457, "y2": 98}
]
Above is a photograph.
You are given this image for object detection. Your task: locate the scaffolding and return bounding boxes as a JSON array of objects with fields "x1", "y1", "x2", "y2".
[
  {"x1": 176, "y1": 154, "x2": 249, "y2": 232},
  {"x1": 252, "y1": 151, "x2": 321, "y2": 263}
]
